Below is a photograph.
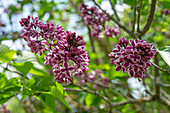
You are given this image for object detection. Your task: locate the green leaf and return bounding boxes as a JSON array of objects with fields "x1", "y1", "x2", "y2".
[
  {"x1": 0, "y1": 87, "x2": 20, "y2": 104},
  {"x1": 85, "y1": 93, "x2": 101, "y2": 107},
  {"x1": 158, "y1": 46, "x2": 170, "y2": 66},
  {"x1": 111, "y1": 0, "x2": 117, "y2": 6},
  {"x1": 11, "y1": 61, "x2": 33, "y2": 76},
  {"x1": 0, "y1": 73, "x2": 7, "y2": 90},
  {"x1": 21, "y1": 50, "x2": 44, "y2": 69},
  {"x1": 26, "y1": 77, "x2": 36, "y2": 88},
  {"x1": 40, "y1": 93, "x2": 56, "y2": 112},
  {"x1": 123, "y1": 0, "x2": 135, "y2": 5},
  {"x1": 0, "y1": 44, "x2": 16, "y2": 63},
  {"x1": 85, "y1": 93, "x2": 95, "y2": 106},
  {"x1": 50, "y1": 86, "x2": 71, "y2": 109},
  {"x1": 30, "y1": 67, "x2": 49, "y2": 76},
  {"x1": 0, "y1": 44, "x2": 9, "y2": 53},
  {"x1": 55, "y1": 82, "x2": 64, "y2": 95},
  {"x1": 0, "y1": 50, "x2": 16, "y2": 63},
  {"x1": 0, "y1": 87, "x2": 20, "y2": 98},
  {"x1": 35, "y1": 76, "x2": 54, "y2": 91},
  {"x1": 161, "y1": 1, "x2": 170, "y2": 9},
  {"x1": 0, "y1": 72, "x2": 7, "y2": 83},
  {"x1": 97, "y1": 0, "x2": 102, "y2": 3},
  {"x1": 0, "y1": 95, "x2": 14, "y2": 104},
  {"x1": 0, "y1": 74, "x2": 21, "y2": 91}
]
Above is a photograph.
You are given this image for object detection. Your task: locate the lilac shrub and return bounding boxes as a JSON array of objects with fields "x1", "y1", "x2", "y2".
[
  {"x1": 109, "y1": 37, "x2": 156, "y2": 81},
  {"x1": 20, "y1": 16, "x2": 89, "y2": 83}
]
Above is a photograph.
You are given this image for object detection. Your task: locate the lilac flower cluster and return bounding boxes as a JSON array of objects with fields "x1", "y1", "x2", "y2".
[
  {"x1": 20, "y1": 16, "x2": 89, "y2": 83},
  {"x1": 161, "y1": 9, "x2": 170, "y2": 15},
  {"x1": 20, "y1": 16, "x2": 57, "y2": 55},
  {"x1": 109, "y1": 37, "x2": 156, "y2": 81},
  {"x1": 80, "y1": 4, "x2": 109, "y2": 38},
  {"x1": 0, "y1": 104, "x2": 10, "y2": 113},
  {"x1": 80, "y1": 69, "x2": 109, "y2": 89},
  {"x1": 105, "y1": 25, "x2": 120, "y2": 38}
]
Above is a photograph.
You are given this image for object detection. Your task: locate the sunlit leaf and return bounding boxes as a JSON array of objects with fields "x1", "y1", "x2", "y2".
[
  {"x1": 85, "y1": 93, "x2": 101, "y2": 107},
  {"x1": 50, "y1": 86, "x2": 71, "y2": 109},
  {"x1": 158, "y1": 46, "x2": 170, "y2": 66},
  {"x1": 0, "y1": 45, "x2": 16, "y2": 63},
  {"x1": 11, "y1": 61, "x2": 33, "y2": 77},
  {"x1": 40, "y1": 93, "x2": 56, "y2": 112}
]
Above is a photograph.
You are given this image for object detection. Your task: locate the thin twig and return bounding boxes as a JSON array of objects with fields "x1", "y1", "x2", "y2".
[
  {"x1": 139, "y1": 0, "x2": 156, "y2": 36},
  {"x1": 159, "y1": 82, "x2": 170, "y2": 88},
  {"x1": 160, "y1": 96, "x2": 170, "y2": 107},
  {"x1": 65, "y1": 86, "x2": 154, "y2": 108},
  {"x1": 111, "y1": 97, "x2": 153, "y2": 108},
  {"x1": 65, "y1": 84, "x2": 111, "y2": 104},
  {"x1": 132, "y1": 0, "x2": 137, "y2": 32},
  {"x1": 146, "y1": 72, "x2": 153, "y2": 80},
  {"x1": 74, "y1": 84, "x2": 111, "y2": 103},
  {"x1": 143, "y1": 79, "x2": 154, "y2": 97},
  {"x1": 109, "y1": 0, "x2": 120, "y2": 21},
  {"x1": 145, "y1": 89, "x2": 154, "y2": 97},
  {"x1": 64, "y1": 88, "x2": 83, "y2": 92},
  {"x1": 150, "y1": 61, "x2": 170, "y2": 75},
  {"x1": 0, "y1": 65, "x2": 29, "y2": 79},
  {"x1": 76, "y1": 105, "x2": 109, "y2": 113},
  {"x1": 92, "y1": 0, "x2": 136, "y2": 38},
  {"x1": 90, "y1": 81, "x2": 130, "y2": 99},
  {"x1": 161, "y1": 89, "x2": 170, "y2": 101}
]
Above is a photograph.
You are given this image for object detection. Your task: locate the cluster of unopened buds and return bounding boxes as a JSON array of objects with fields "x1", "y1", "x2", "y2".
[
  {"x1": 79, "y1": 69, "x2": 109, "y2": 89},
  {"x1": 20, "y1": 16, "x2": 89, "y2": 83},
  {"x1": 161, "y1": 9, "x2": 170, "y2": 15},
  {"x1": 109, "y1": 37, "x2": 156, "y2": 81},
  {"x1": 80, "y1": 4, "x2": 119, "y2": 38},
  {"x1": 105, "y1": 25, "x2": 120, "y2": 38},
  {"x1": 80, "y1": 4, "x2": 108, "y2": 38}
]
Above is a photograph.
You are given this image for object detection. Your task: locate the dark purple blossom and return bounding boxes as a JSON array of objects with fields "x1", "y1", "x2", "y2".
[
  {"x1": 80, "y1": 4, "x2": 109, "y2": 39},
  {"x1": 105, "y1": 25, "x2": 120, "y2": 38},
  {"x1": 161, "y1": 9, "x2": 170, "y2": 15},
  {"x1": 20, "y1": 16, "x2": 89, "y2": 84},
  {"x1": 109, "y1": 37, "x2": 156, "y2": 81}
]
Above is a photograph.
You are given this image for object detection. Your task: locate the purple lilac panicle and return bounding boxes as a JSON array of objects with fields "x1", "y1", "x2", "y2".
[
  {"x1": 20, "y1": 16, "x2": 89, "y2": 84},
  {"x1": 80, "y1": 4, "x2": 109, "y2": 39},
  {"x1": 109, "y1": 37, "x2": 156, "y2": 81}
]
